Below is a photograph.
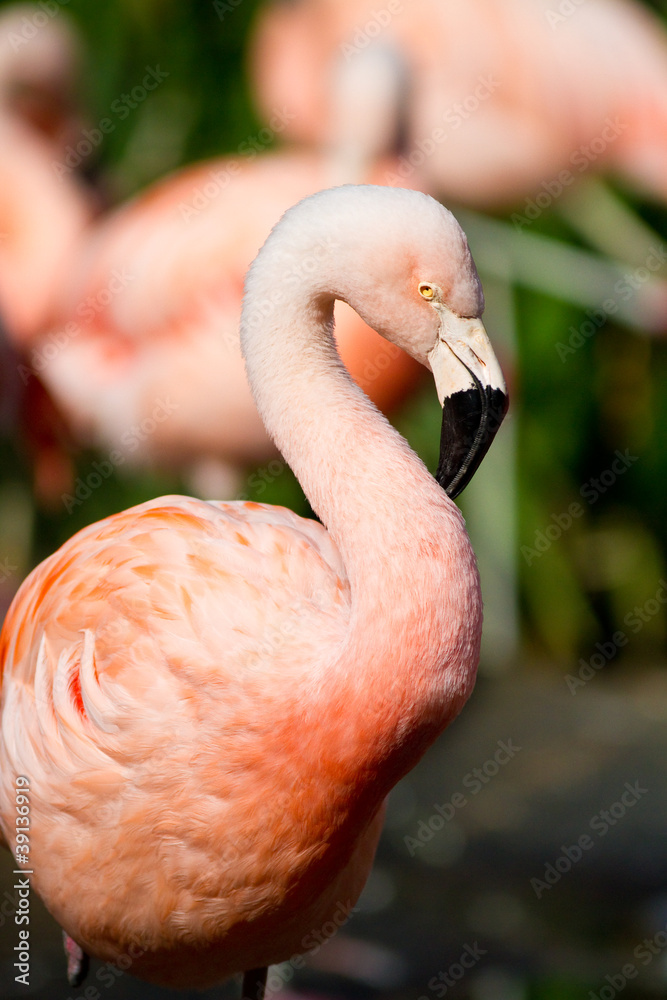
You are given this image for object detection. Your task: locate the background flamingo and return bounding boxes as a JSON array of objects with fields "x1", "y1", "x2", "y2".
[
  {"x1": 249, "y1": 0, "x2": 667, "y2": 210},
  {"x1": 0, "y1": 186, "x2": 507, "y2": 993},
  {"x1": 249, "y1": 0, "x2": 667, "y2": 322},
  {"x1": 0, "y1": 115, "x2": 94, "y2": 512},
  {"x1": 0, "y1": 2, "x2": 87, "y2": 160},
  {"x1": 35, "y1": 150, "x2": 424, "y2": 498},
  {"x1": 0, "y1": 2, "x2": 94, "y2": 351},
  {"x1": 0, "y1": 116, "x2": 92, "y2": 350},
  {"x1": 0, "y1": 5, "x2": 95, "y2": 511}
]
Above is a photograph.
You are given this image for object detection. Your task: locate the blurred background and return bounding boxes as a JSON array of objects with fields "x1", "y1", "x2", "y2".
[{"x1": 0, "y1": 0, "x2": 666, "y2": 997}]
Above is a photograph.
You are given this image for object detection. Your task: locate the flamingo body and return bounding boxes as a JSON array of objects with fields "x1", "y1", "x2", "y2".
[
  {"x1": 0, "y1": 496, "x2": 387, "y2": 986},
  {"x1": 0, "y1": 186, "x2": 507, "y2": 989}
]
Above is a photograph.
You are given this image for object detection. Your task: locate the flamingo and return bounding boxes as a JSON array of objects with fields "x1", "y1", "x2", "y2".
[
  {"x1": 0, "y1": 4, "x2": 93, "y2": 348},
  {"x1": 249, "y1": 0, "x2": 667, "y2": 209},
  {"x1": 0, "y1": 114, "x2": 93, "y2": 507},
  {"x1": 36, "y1": 150, "x2": 423, "y2": 498},
  {"x1": 0, "y1": 3, "x2": 94, "y2": 348},
  {"x1": 0, "y1": 115, "x2": 92, "y2": 349},
  {"x1": 0, "y1": 3, "x2": 83, "y2": 142},
  {"x1": 0, "y1": 185, "x2": 507, "y2": 995}
]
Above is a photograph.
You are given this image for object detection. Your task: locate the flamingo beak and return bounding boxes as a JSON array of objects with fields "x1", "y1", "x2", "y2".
[{"x1": 427, "y1": 315, "x2": 508, "y2": 499}]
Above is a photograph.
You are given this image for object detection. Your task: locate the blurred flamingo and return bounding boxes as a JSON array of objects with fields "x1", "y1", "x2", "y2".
[
  {"x1": 0, "y1": 184, "x2": 507, "y2": 995},
  {"x1": 0, "y1": 2, "x2": 88, "y2": 162},
  {"x1": 0, "y1": 5, "x2": 97, "y2": 507},
  {"x1": 37, "y1": 150, "x2": 424, "y2": 498},
  {"x1": 0, "y1": 113, "x2": 93, "y2": 507},
  {"x1": 0, "y1": 3, "x2": 95, "y2": 340},
  {"x1": 250, "y1": 0, "x2": 667, "y2": 209},
  {"x1": 0, "y1": 116, "x2": 92, "y2": 348}
]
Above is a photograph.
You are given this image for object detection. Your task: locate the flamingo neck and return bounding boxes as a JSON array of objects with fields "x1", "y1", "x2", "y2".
[{"x1": 242, "y1": 266, "x2": 482, "y2": 800}]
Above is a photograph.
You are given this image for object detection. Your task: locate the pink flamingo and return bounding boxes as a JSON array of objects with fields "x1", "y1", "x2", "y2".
[
  {"x1": 0, "y1": 3, "x2": 88, "y2": 163},
  {"x1": 0, "y1": 185, "x2": 507, "y2": 995},
  {"x1": 0, "y1": 4, "x2": 93, "y2": 355},
  {"x1": 0, "y1": 2, "x2": 94, "y2": 349},
  {"x1": 37, "y1": 150, "x2": 424, "y2": 498},
  {"x1": 249, "y1": 0, "x2": 667, "y2": 209},
  {"x1": 0, "y1": 114, "x2": 92, "y2": 506},
  {"x1": 0, "y1": 115, "x2": 92, "y2": 349}
]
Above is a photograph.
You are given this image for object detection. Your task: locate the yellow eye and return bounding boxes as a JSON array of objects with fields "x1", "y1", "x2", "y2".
[{"x1": 419, "y1": 283, "x2": 435, "y2": 300}]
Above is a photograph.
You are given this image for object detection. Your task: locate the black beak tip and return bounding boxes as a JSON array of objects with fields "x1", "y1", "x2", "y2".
[{"x1": 436, "y1": 385, "x2": 509, "y2": 499}]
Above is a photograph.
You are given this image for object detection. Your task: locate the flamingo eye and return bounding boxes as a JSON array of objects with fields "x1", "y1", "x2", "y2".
[{"x1": 419, "y1": 283, "x2": 435, "y2": 300}]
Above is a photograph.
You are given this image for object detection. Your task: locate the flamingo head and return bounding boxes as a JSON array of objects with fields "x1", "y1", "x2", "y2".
[
  {"x1": 311, "y1": 185, "x2": 509, "y2": 498},
  {"x1": 246, "y1": 184, "x2": 509, "y2": 498}
]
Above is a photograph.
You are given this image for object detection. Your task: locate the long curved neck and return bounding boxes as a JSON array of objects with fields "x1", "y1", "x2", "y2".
[{"x1": 242, "y1": 249, "x2": 482, "y2": 803}]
